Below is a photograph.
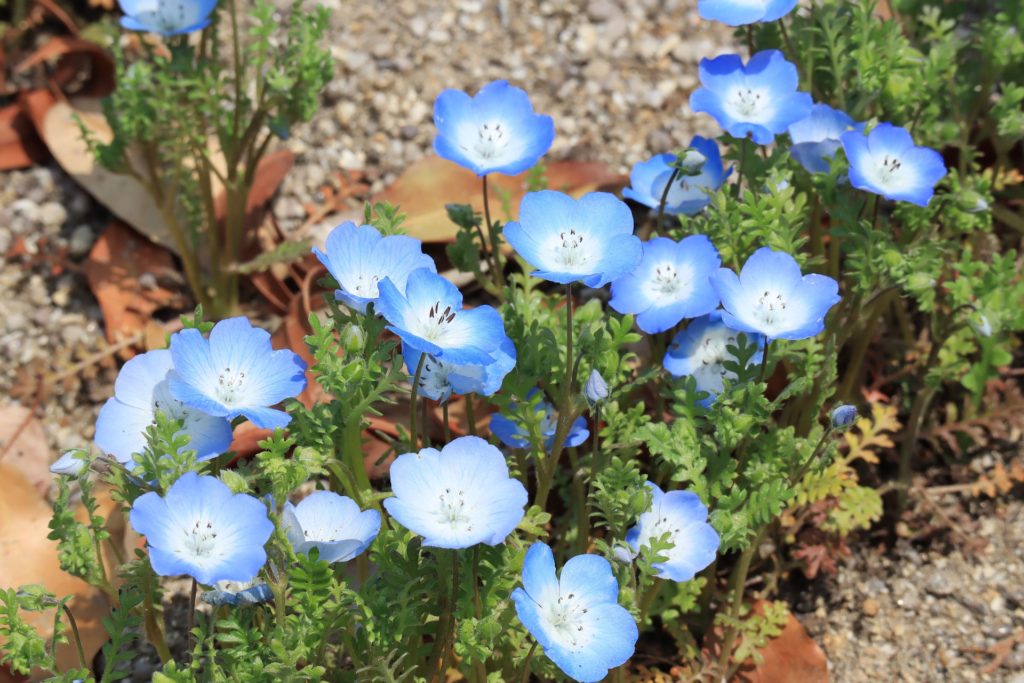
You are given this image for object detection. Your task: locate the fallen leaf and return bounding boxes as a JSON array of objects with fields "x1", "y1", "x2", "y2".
[
  {"x1": 734, "y1": 603, "x2": 828, "y2": 683},
  {"x1": 0, "y1": 101, "x2": 47, "y2": 171},
  {"x1": 13, "y1": 36, "x2": 115, "y2": 98},
  {"x1": 373, "y1": 156, "x2": 627, "y2": 243},
  {"x1": 0, "y1": 405, "x2": 53, "y2": 499},
  {"x1": 81, "y1": 221, "x2": 186, "y2": 352}
]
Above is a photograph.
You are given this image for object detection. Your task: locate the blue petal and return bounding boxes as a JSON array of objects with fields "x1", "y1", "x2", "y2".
[
  {"x1": 559, "y1": 553, "x2": 619, "y2": 607},
  {"x1": 698, "y1": 0, "x2": 771, "y2": 25},
  {"x1": 94, "y1": 398, "x2": 152, "y2": 464},
  {"x1": 240, "y1": 406, "x2": 292, "y2": 430},
  {"x1": 564, "y1": 416, "x2": 591, "y2": 448},
  {"x1": 739, "y1": 247, "x2": 804, "y2": 295},
  {"x1": 746, "y1": 50, "x2": 798, "y2": 94},
  {"x1": 489, "y1": 412, "x2": 529, "y2": 448},
  {"x1": 521, "y1": 542, "x2": 559, "y2": 605}
]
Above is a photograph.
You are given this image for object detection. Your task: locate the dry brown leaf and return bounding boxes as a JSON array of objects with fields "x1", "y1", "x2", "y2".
[
  {"x1": 373, "y1": 156, "x2": 627, "y2": 243},
  {"x1": 0, "y1": 101, "x2": 47, "y2": 171},
  {"x1": 81, "y1": 221, "x2": 186, "y2": 352},
  {"x1": 733, "y1": 605, "x2": 829, "y2": 683},
  {"x1": 0, "y1": 406, "x2": 53, "y2": 499}
]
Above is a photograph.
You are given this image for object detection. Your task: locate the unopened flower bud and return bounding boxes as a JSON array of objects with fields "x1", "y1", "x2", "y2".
[
  {"x1": 677, "y1": 147, "x2": 707, "y2": 176},
  {"x1": 341, "y1": 323, "x2": 366, "y2": 354},
  {"x1": 830, "y1": 405, "x2": 858, "y2": 429},
  {"x1": 50, "y1": 450, "x2": 86, "y2": 476},
  {"x1": 584, "y1": 369, "x2": 609, "y2": 405}
]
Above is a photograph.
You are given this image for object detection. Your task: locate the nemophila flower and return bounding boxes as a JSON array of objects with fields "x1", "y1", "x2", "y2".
[
  {"x1": 130, "y1": 472, "x2": 274, "y2": 585},
  {"x1": 402, "y1": 338, "x2": 516, "y2": 404},
  {"x1": 117, "y1": 0, "x2": 217, "y2": 36},
  {"x1": 377, "y1": 270, "x2": 508, "y2": 365},
  {"x1": 50, "y1": 451, "x2": 87, "y2": 476},
  {"x1": 788, "y1": 104, "x2": 861, "y2": 174},
  {"x1": 841, "y1": 123, "x2": 947, "y2": 206},
  {"x1": 625, "y1": 482, "x2": 720, "y2": 583},
  {"x1": 504, "y1": 191, "x2": 641, "y2": 287},
  {"x1": 663, "y1": 312, "x2": 764, "y2": 405},
  {"x1": 583, "y1": 369, "x2": 609, "y2": 406},
  {"x1": 312, "y1": 222, "x2": 436, "y2": 313},
  {"x1": 95, "y1": 349, "x2": 232, "y2": 465},
  {"x1": 383, "y1": 436, "x2": 527, "y2": 548},
  {"x1": 490, "y1": 392, "x2": 589, "y2": 450},
  {"x1": 609, "y1": 235, "x2": 722, "y2": 334},
  {"x1": 830, "y1": 404, "x2": 858, "y2": 429},
  {"x1": 690, "y1": 51, "x2": 812, "y2": 145},
  {"x1": 511, "y1": 542, "x2": 638, "y2": 683},
  {"x1": 622, "y1": 137, "x2": 730, "y2": 216},
  {"x1": 201, "y1": 581, "x2": 273, "y2": 607},
  {"x1": 433, "y1": 80, "x2": 555, "y2": 176},
  {"x1": 698, "y1": 0, "x2": 798, "y2": 25},
  {"x1": 168, "y1": 317, "x2": 307, "y2": 431},
  {"x1": 710, "y1": 248, "x2": 841, "y2": 340},
  {"x1": 282, "y1": 491, "x2": 381, "y2": 564}
]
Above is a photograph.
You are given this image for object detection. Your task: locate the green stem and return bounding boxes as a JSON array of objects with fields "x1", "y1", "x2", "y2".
[
  {"x1": 716, "y1": 530, "x2": 763, "y2": 674},
  {"x1": 434, "y1": 551, "x2": 460, "y2": 680},
  {"x1": 471, "y1": 547, "x2": 486, "y2": 682},
  {"x1": 520, "y1": 641, "x2": 539, "y2": 683},
  {"x1": 654, "y1": 167, "x2": 681, "y2": 234},
  {"x1": 807, "y1": 192, "x2": 823, "y2": 261},
  {"x1": 341, "y1": 417, "x2": 372, "y2": 504},
  {"x1": 637, "y1": 580, "x2": 664, "y2": 623},
  {"x1": 142, "y1": 569, "x2": 172, "y2": 664},
  {"x1": 568, "y1": 448, "x2": 588, "y2": 555},
  {"x1": 535, "y1": 284, "x2": 575, "y2": 510},
  {"x1": 187, "y1": 578, "x2": 198, "y2": 663},
  {"x1": 410, "y1": 353, "x2": 427, "y2": 450},
  {"x1": 60, "y1": 603, "x2": 87, "y2": 671},
  {"x1": 898, "y1": 385, "x2": 937, "y2": 510},
  {"x1": 466, "y1": 394, "x2": 477, "y2": 437},
  {"x1": 758, "y1": 339, "x2": 771, "y2": 383},
  {"x1": 746, "y1": 24, "x2": 754, "y2": 55},
  {"x1": 735, "y1": 136, "x2": 752, "y2": 198},
  {"x1": 482, "y1": 175, "x2": 507, "y2": 295},
  {"x1": 442, "y1": 402, "x2": 451, "y2": 442}
]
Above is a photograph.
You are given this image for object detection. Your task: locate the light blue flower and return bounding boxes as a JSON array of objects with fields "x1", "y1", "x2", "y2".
[
  {"x1": 402, "y1": 338, "x2": 516, "y2": 404},
  {"x1": 625, "y1": 482, "x2": 720, "y2": 582},
  {"x1": 168, "y1": 317, "x2": 307, "y2": 431},
  {"x1": 690, "y1": 51, "x2": 813, "y2": 145},
  {"x1": 382, "y1": 436, "x2": 528, "y2": 549},
  {"x1": 117, "y1": 0, "x2": 217, "y2": 36},
  {"x1": 710, "y1": 248, "x2": 841, "y2": 340},
  {"x1": 489, "y1": 392, "x2": 589, "y2": 450},
  {"x1": 830, "y1": 404, "x2": 858, "y2": 429},
  {"x1": 50, "y1": 450, "x2": 88, "y2": 476},
  {"x1": 511, "y1": 542, "x2": 638, "y2": 683},
  {"x1": 282, "y1": 491, "x2": 380, "y2": 564},
  {"x1": 788, "y1": 104, "x2": 862, "y2": 174},
  {"x1": 377, "y1": 270, "x2": 508, "y2": 366},
  {"x1": 433, "y1": 80, "x2": 555, "y2": 176},
  {"x1": 312, "y1": 222, "x2": 436, "y2": 313},
  {"x1": 95, "y1": 349, "x2": 232, "y2": 466},
  {"x1": 609, "y1": 235, "x2": 722, "y2": 334},
  {"x1": 622, "y1": 137, "x2": 731, "y2": 216},
  {"x1": 583, "y1": 369, "x2": 609, "y2": 406},
  {"x1": 663, "y1": 312, "x2": 764, "y2": 405},
  {"x1": 201, "y1": 580, "x2": 273, "y2": 607},
  {"x1": 504, "y1": 191, "x2": 641, "y2": 287},
  {"x1": 698, "y1": 0, "x2": 798, "y2": 25},
  {"x1": 840, "y1": 123, "x2": 947, "y2": 206},
  {"x1": 130, "y1": 472, "x2": 274, "y2": 585}
]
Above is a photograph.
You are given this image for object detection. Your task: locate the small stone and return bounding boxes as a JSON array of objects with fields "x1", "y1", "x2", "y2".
[
  {"x1": 39, "y1": 201, "x2": 67, "y2": 228},
  {"x1": 399, "y1": 124, "x2": 419, "y2": 140},
  {"x1": 925, "y1": 572, "x2": 955, "y2": 597},
  {"x1": 587, "y1": 0, "x2": 620, "y2": 22},
  {"x1": 68, "y1": 224, "x2": 96, "y2": 258},
  {"x1": 862, "y1": 598, "x2": 880, "y2": 617}
]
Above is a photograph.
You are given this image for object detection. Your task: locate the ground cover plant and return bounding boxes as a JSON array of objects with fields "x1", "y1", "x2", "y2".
[{"x1": 2, "y1": 0, "x2": 1023, "y2": 680}]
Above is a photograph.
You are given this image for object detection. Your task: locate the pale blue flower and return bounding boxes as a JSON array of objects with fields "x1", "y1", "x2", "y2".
[
  {"x1": 312, "y1": 222, "x2": 436, "y2": 313},
  {"x1": 690, "y1": 51, "x2": 813, "y2": 145},
  {"x1": 622, "y1": 137, "x2": 730, "y2": 216},
  {"x1": 130, "y1": 472, "x2": 274, "y2": 585},
  {"x1": 50, "y1": 450, "x2": 88, "y2": 476},
  {"x1": 383, "y1": 436, "x2": 528, "y2": 549},
  {"x1": 504, "y1": 191, "x2": 641, "y2": 288},
  {"x1": 663, "y1": 312, "x2": 764, "y2": 405},
  {"x1": 118, "y1": 0, "x2": 217, "y2": 36},
  {"x1": 402, "y1": 338, "x2": 516, "y2": 404},
  {"x1": 788, "y1": 104, "x2": 862, "y2": 174},
  {"x1": 830, "y1": 404, "x2": 858, "y2": 429},
  {"x1": 625, "y1": 482, "x2": 720, "y2": 582},
  {"x1": 168, "y1": 317, "x2": 307, "y2": 431},
  {"x1": 282, "y1": 491, "x2": 380, "y2": 564},
  {"x1": 433, "y1": 80, "x2": 555, "y2": 176},
  {"x1": 609, "y1": 235, "x2": 722, "y2": 334},
  {"x1": 201, "y1": 581, "x2": 273, "y2": 607},
  {"x1": 489, "y1": 392, "x2": 589, "y2": 450},
  {"x1": 583, "y1": 369, "x2": 609, "y2": 406},
  {"x1": 698, "y1": 0, "x2": 798, "y2": 25},
  {"x1": 511, "y1": 542, "x2": 638, "y2": 683},
  {"x1": 95, "y1": 349, "x2": 232, "y2": 466},
  {"x1": 377, "y1": 270, "x2": 509, "y2": 366},
  {"x1": 841, "y1": 123, "x2": 947, "y2": 206},
  {"x1": 710, "y1": 248, "x2": 841, "y2": 340}
]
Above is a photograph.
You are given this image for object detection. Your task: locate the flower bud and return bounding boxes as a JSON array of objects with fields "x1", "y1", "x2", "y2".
[
  {"x1": 677, "y1": 147, "x2": 707, "y2": 176},
  {"x1": 830, "y1": 405, "x2": 858, "y2": 429},
  {"x1": 584, "y1": 369, "x2": 609, "y2": 405},
  {"x1": 340, "y1": 323, "x2": 366, "y2": 354},
  {"x1": 50, "y1": 450, "x2": 86, "y2": 476}
]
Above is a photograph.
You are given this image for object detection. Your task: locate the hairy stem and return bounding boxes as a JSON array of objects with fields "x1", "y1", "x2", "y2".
[
  {"x1": 409, "y1": 353, "x2": 427, "y2": 450},
  {"x1": 535, "y1": 284, "x2": 575, "y2": 509}
]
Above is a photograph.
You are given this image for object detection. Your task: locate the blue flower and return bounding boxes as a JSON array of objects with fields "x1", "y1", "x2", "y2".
[
  {"x1": 830, "y1": 404, "x2": 858, "y2": 429},
  {"x1": 117, "y1": 0, "x2": 217, "y2": 36},
  {"x1": 168, "y1": 317, "x2": 307, "y2": 431},
  {"x1": 663, "y1": 313, "x2": 764, "y2": 405},
  {"x1": 690, "y1": 51, "x2": 813, "y2": 145},
  {"x1": 504, "y1": 191, "x2": 642, "y2": 287},
  {"x1": 625, "y1": 482, "x2": 720, "y2": 582},
  {"x1": 201, "y1": 581, "x2": 273, "y2": 607},
  {"x1": 433, "y1": 80, "x2": 555, "y2": 176},
  {"x1": 95, "y1": 349, "x2": 233, "y2": 466},
  {"x1": 130, "y1": 472, "x2": 274, "y2": 585},
  {"x1": 583, "y1": 369, "x2": 609, "y2": 406},
  {"x1": 698, "y1": 0, "x2": 797, "y2": 25},
  {"x1": 377, "y1": 270, "x2": 508, "y2": 366},
  {"x1": 50, "y1": 450, "x2": 88, "y2": 476},
  {"x1": 840, "y1": 123, "x2": 947, "y2": 206},
  {"x1": 622, "y1": 137, "x2": 731, "y2": 216},
  {"x1": 282, "y1": 491, "x2": 380, "y2": 564},
  {"x1": 788, "y1": 104, "x2": 862, "y2": 174},
  {"x1": 312, "y1": 222, "x2": 436, "y2": 314},
  {"x1": 402, "y1": 338, "x2": 516, "y2": 404},
  {"x1": 710, "y1": 248, "x2": 841, "y2": 340},
  {"x1": 609, "y1": 235, "x2": 722, "y2": 334},
  {"x1": 383, "y1": 436, "x2": 528, "y2": 549},
  {"x1": 490, "y1": 392, "x2": 589, "y2": 450},
  {"x1": 511, "y1": 542, "x2": 638, "y2": 683}
]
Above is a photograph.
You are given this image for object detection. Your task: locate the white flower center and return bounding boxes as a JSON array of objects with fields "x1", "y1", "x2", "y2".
[
  {"x1": 178, "y1": 518, "x2": 223, "y2": 560},
  {"x1": 416, "y1": 300, "x2": 458, "y2": 342},
  {"x1": 542, "y1": 591, "x2": 591, "y2": 649},
  {"x1": 752, "y1": 289, "x2": 788, "y2": 327},
  {"x1": 348, "y1": 273, "x2": 380, "y2": 298},
  {"x1": 725, "y1": 86, "x2": 772, "y2": 122},
  {"x1": 647, "y1": 262, "x2": 695, "y2": 302},
  {"x1": 434, "y1": 487, "x2": 474, "y2": 533},
  {"x1": 555, "y1": 228, "x2": 592, "y2": 269},
  {"x1": 472, "y1": 121, "x2": 511, "y2": 160},
  {"x1": 875, "y1": 154, "x2": 904, "y2": 186},
  {"x1": 418, "y1": 355, "x2": 454, "y2": 403},
  {"x1": 216, "y1": 366, "x2": 249, "y2": 406}
]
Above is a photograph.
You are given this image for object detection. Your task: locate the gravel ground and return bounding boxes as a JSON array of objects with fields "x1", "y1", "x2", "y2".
[{"x1": 2, "y1": 2, "x2": 1023, "y2": 682}]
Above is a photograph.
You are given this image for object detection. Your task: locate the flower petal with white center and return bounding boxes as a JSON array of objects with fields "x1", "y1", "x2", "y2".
[
  {"x1": 625, "y1": 482, "x2": 720, "y2": 582},
  {"x1": 282, "y1": 490, "x2": 380, "y2": 564},
  {"x1": 663, "y1": 313, "x2": 764, "y2": 405}
]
